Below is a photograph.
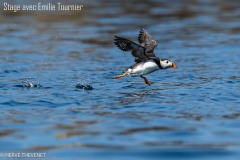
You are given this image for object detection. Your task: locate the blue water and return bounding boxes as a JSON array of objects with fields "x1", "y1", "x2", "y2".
[{"x1": 0, "y1": 0, "x2": 240, "y2": 159}]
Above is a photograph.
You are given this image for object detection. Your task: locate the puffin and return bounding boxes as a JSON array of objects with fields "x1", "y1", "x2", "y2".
[{"x1": 114, "y1": 28, "x2": 177, "y2": 86}]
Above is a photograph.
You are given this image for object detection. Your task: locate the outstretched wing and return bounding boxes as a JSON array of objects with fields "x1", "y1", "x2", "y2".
[
  {"x1": 138, "y1": 28, "x2": 157, "y2": 57},
  {"x1": 114, "y1": 36, "x2": 149, "y2": 62}
]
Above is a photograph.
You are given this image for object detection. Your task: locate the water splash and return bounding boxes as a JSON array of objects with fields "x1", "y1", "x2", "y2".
[
  {"x1": 15, "y1": 79, "x2": 41, "y2": 88},
  {"x1": 75, "y1": 84, "x2": 93, "y2": 90}
]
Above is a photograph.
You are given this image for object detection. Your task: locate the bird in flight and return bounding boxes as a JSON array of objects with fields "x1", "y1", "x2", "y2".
[{"x1": 114, "y1": 28, "x2": 177, "y2": 86}]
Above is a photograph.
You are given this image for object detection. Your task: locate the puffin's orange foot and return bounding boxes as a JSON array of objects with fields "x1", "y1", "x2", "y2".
[
  {"x1": 141, "y1": 76, "x2": 153, "y2": 86},
  {"x1": 115, "y1": 72, "x2": 128, "y2": 79},
  {"x1": 115, "y1": 75, "x2": 123, "y2": 79}
]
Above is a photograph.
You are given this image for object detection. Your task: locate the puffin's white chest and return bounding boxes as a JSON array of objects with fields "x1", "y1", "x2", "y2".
[{"x1": 128, "y1": 60, "x2": 159, "y2": 77}]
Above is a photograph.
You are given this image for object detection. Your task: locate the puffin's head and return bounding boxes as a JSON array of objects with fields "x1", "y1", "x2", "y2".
[{"x1": 160, "y1": 59, "x2": 177, "y2": 69}]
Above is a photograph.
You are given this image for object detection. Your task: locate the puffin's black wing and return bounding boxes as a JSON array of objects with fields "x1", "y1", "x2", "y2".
[
  {"x1": 114, "y1": 36, "x2": 149, "y2": 62},
  {"x1": 138, "y1": 28, "x2": 157, "y2": 57}
]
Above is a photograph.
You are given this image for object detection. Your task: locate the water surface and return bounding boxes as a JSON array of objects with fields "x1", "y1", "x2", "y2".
[{"x1": 0, "y1": 0, "x2": 240, "y2": 159}]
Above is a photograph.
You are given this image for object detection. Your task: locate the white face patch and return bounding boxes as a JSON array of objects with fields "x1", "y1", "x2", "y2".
[{"x1": 160, "y1": 59, "x2": 173, "y2": 69}]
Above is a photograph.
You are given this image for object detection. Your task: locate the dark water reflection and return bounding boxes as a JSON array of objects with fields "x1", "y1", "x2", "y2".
[{"x1": 0, "y1": 0, "x2": 240, "y2": 159}]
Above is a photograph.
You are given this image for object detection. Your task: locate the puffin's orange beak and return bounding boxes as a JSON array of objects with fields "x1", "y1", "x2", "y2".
[{"x1": 172, "y1": 63, "x2": 177, "y2": 69}]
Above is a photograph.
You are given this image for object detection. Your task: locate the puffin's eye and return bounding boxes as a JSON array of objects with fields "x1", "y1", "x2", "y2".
[{"x1": 166, "y1": 61, "x2": 169, "y2": 64}]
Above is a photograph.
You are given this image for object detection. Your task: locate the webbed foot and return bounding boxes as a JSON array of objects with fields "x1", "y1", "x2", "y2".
[
  {"x1": 140, "y1": 76, "x2": 153, "y2": 86},
  {"x1": 115, "y1": 71, "x2": 128, "y2": 79}
]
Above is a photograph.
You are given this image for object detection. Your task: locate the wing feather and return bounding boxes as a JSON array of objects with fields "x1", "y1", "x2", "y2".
[
  {"x1": 138, "y1": 28, "x2": 157, "y2": 57},
  {"x1": 114, "y1": 36, "x2": 148, "y2": 62}
]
